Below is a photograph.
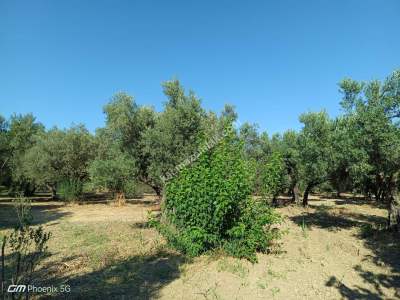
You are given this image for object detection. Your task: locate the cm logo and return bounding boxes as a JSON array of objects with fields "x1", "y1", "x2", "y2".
[{"x1": 7, "y1": 285, "x2": 26, "y2": 293}]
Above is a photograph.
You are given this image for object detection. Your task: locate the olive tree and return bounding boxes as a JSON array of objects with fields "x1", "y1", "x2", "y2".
[
  {"x1": 298, "y1": 111, "x2": 333, "y2": 206},
  {"x1": 94, "y1": 84, "x2": 207, "y2": 199},
  {"x1": 89, "y1": 139, "x2": 137, "y2": 205},
  {"x1": 238, "y1": 123, "x2": 272, "y2": 194},
  {"x1": 8, "y1": 114, "x2": 44, "y2": 195},
  {"x1": 261, "y1": 151, "x2": 287, "y2": 205},
  {"x1": 273, "y1": 130, "x2": 301, "y2": 203},
  {"x1": 141, "y1": 80, "x2": 206, "y2": 197},
  {"x1": 22, "y1": 125, "x2": 95, "y2": 198},
  {"x1": 329, "y1": 116, "x2": 354, "y2": 197},
  {"x1": 89, "y1": 92, "x2": 149, "y2": 203},
  {"x1": 100, "y1": 92, "x2": 156, "y2": 195},
  {"x1": 239, "y1": 123, "x2": 264, "y2": 161},
  {"x1": 339, "y1": 70, "x2": 400, "y2": 230}
]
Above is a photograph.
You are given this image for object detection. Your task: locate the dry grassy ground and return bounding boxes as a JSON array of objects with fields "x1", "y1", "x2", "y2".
[{"x1": 0, "y1": 194, "x2": 399, "y2": 299}]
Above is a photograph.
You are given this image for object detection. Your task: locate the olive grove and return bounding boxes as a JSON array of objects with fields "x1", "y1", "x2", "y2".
[{"x1": 1, "y1": 70, "x2": 400, "y2": 260}]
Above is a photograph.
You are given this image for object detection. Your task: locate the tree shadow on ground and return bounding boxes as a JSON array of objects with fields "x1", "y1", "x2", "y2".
[
  {"x1": 130, "y1": 221, "x2": 152, "y2": 229},
  {"x1": 302, "y1": 200, "x2": 400, "y2": 299},
  {"x1": 69, "y1": 192, "x2": 157, "y2": 207},
  {"x1": 326, "y1": 276, "x2": 382, "y2": 300},
  {"x1": 0, "y1": 251, "x2": 53, "y2": 300},
  {"x1": 326, "y1": 241, "x2": 400, "y2": 300},
  {"x1": 0, "y1": 203, "x2": 71, "y2": 230},
  {"x1": 275, "y1": 193, "x2": 387, "y2": 209},
  {"x1": 352, "y1": 229, "x2": 400, "y2": 299},
  {"x1": 39, "y1": 250, "x2": 187, "y2": 299},
  {"x1": 332, "y1": 198, "x2": 387, "y2": 209},
  {"x1": 289, "y1": 204, "x2": 387, "y2": 231}
]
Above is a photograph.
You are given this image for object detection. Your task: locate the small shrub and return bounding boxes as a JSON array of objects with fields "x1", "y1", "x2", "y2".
[
  {"x1": 217, "y1": 258, "x2": 249, "y2": 278},
  {"x1": 58, "y1": 179, "x2": 83, "y2": 202},
  {"x1": 300, "y1": 217, "x2": 309, "y2": 238},
  {"x1": 1, "y1": 196, "x2": 51, "y2": 299},
  {"x1": 12, "y1": 195, "x2": 33, "y2": 225},
  {"x1": 224, "y1": 199, "x2": 281, "y2": 262}
]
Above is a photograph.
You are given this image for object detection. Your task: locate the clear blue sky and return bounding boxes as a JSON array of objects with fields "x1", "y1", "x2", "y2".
[{"x1": 1, "y1": 0, "x2": 399, "y2": 134}]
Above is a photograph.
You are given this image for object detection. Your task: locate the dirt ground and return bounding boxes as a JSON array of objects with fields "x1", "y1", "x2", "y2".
[{"x1": 0, "y1": 194, "x2": 399, "y2": 299}]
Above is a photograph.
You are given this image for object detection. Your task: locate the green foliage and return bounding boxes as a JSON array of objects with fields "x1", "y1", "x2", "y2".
[
  {"x1": 280, "y1": 131, "x2": 300, "y2": 181},
  {"x1": 337, "y1": 70, "x2": 400, "y2": 229},
  {"x1": 1, "y1": 196, "x2": 52, "y2": 299},
  {"x1": 103, "y1": 93, "x2": 153, "y2": 157},
  {"x1": 261, "y1": 152, "x2": 287, "y2": 202},
  {"x1": 7, "y1": 114, "x2": 44, "y2": 195},
  {"x1": 141, "y1": 80, "x2": 206, "y2": 193},
  {"x1": 21, "y1": 125, "x2": 95, "y2": 196},
  {"x1": 237, "y1": 126, "x2": 300, "y2": 201},
  {"x1": 99, "y1": 93, "x2": 156, "y2": 195},
  {"x1": 12, "y1": 196, "x2": 33, "y2": 226},
  {"x1": 223, "y1": 199, "x2": 281, "y2": 262},
  {"x1": 2, "y1": 70, "x2": 400, "y2": 231},
  {"x1": 239, "y1": 122, "x2": 266, "y2": 161},
  {"x1": 298, "y1": 111, "x2": 333, "y2": 192},
  {"x1": 339, "y1": 71, "x2": 400, "y2": 202},
  {"x1": 280, "y1": 131, "x2": 301, "y2": 201},
  {"x1": 238, "y1": 123, "x2": 272, "y2": 194},
  {"x1": 89, "y1": 145, "x2": 137, "y2": 195},
  {"x1": 156, "y1": 127, "x2": 281, "y2": 262},
  {"x1": 300, "y1": 217, "x2": 309, "y2": 238},
  {"x1": 58, "y1": 179, "x2": 84, "y2": 202}
]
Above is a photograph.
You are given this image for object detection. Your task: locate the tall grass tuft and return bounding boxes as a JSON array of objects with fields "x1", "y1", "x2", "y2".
[{"x1": 58, "y1": 179, "x2": 83, "y2": 202}]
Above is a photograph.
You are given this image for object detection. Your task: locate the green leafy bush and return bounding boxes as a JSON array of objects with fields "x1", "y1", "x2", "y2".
[
  {"x1": 155, "y1": 127, "x2": 281, "y2": 262},
  {"x1": 261, "y1": 151, "x2": 287, "y2": 204},
  {"x1": 58, "y1": 179, "x2": 83, "y2": 202},
  {"x1": 224, "y1": 199, "x2": 281, "y2": 262}
]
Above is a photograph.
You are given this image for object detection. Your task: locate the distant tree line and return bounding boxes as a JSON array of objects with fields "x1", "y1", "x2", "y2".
[{"x1": 1, "y1": 70, "x2": 400, "y2": 231}]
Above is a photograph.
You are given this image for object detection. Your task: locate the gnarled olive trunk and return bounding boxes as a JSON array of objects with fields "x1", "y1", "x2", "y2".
[
  {"x1": 388, "y1": 175, "x2": 400, "y2": 232},
  {"x1": 152, "y1": 185, "x2": 162, "y2": 200},
  {"x1": 272, "y1": 195, "x2": 278, "y2": 207},
  {"x1": 303, "y1": 184, "x2": 312, "y2": 207},
  {"x1": 292, "y1": 183, "x2": 300, "y2": 204},
  {"x1": 375, "y1": 188, "x2": 385, "y2": 202}
]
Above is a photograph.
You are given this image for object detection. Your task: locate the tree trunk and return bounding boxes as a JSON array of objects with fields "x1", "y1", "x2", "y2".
[
  {"x1": 152, "y1": 185, "x2": 162, "y2": 200},
  {"x1": 292, "y1": 184, "x2": 300, "y2": 204},
  {"x1": 303, "y1": 185, "x2": 311, "y2": 207},
  {"x1": 374, "y1": 187, "x2": 381, "y2": 202},
  {"x1": 115, "y1": 192, "x2": 126, "y2": 207},
  {"x1": 378, "y1": 188, "x2": 385, "y2": 202},
  {"x1": 388, "y1": 175, "x2": 400, "y2": 232},
  {"x1": 49, "y1": 185, "x2": 57, "y2": 200},
  {"x1": 388, "y1": 199, "x2": 400, "y2": 232},
  {"x1": 23, "y1": 182, "x2": 36, "y2": 197}
]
